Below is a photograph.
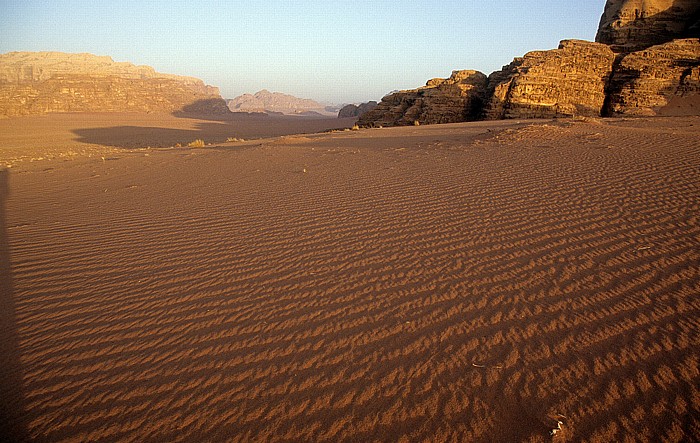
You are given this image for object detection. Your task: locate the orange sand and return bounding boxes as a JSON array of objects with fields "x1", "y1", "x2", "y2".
[{"x1": 1, "y1": 114, "x2": 699, "y2": 442}]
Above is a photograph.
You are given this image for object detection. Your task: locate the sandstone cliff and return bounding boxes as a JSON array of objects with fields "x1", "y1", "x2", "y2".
[
  {"x1": 338, "y1": 101, "x2": 378, "y2": 118},
  {"x1": 596, "y1": 0, "x2": 700, "y2": 52},
  {"x1": 357, "y1": 70, "x2": 487, "y2": 127},
  {"x1": 359, "y1": 0, "x2": 700, "y2": 127},
  {"x1": 0, "y1": 52, "x2": 229, "y2": 116},
  {"x1": 227, "y1": 90, "x2": 329, "y2": 115},
  {"x1": 605, "y1": 38, "x2": 700, "y2": 115},
  {"x1": 486, "y1": 40, "x2": 616, "y2": 119}
]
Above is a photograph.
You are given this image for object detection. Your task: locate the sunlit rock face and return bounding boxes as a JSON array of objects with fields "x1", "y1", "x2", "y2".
[
  {"x1": 596, "y1": 0, "x2": 700, "y2": 52},
  {"x1": 485, "y1": 40, "x2": 616, "y2": 119},
  {"x1": 357, "y1": 70, "x2": 487, "y2": 127},
  {"x1": 0, "y1": 52, "x2": 229, "y2": 116}
]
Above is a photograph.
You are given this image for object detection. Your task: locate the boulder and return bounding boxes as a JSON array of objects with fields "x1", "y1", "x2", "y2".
[
  {"x1": 338, "y1": 104, "x2": 359, "y2": 118},
  {"x1": 596, "y1": 0, "x2": 700, "y2": 52},
  {"x1": 605, "y1": 38, "x2": 700, "y2": 116},
  {"x1": 486, "y1": 40, "x2": 616, "y2": 119},
  {"x1": 338, "y1": 101, "x2": 378, "y2": 118},
  {"x1": 0, "y1": 52, "x2": 229, "y2": 116},
  {"x1": 357, "y1": 70, "x2": 487, "y2": 127}
]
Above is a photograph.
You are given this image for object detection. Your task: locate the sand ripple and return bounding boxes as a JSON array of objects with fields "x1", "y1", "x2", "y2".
[{"x1": 4, "y1": 117, "x2": 700, "y2": 441}]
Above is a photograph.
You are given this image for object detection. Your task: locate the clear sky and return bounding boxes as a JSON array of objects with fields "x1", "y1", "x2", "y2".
[{"x1": 0, "y1": 1, "x2": 605, "y2": 104}]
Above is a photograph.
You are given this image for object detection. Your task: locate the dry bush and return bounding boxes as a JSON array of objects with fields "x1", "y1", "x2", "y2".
[{"x1": 188, "y1": 139, "x2": 206, "y2": 148}]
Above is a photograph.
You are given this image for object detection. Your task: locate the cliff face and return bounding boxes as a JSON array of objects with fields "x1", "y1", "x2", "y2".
[
  {"x1": 359, "y1": 0, "x2": 700, "y2": 127},
  {"x1": 596, "y1": 0, "x2": 700, "y2": 52},
  {"x1": 357, "y1": 70, "x2": 487, "y2": 127},
  {"x1": 0, "y1": 52, "x2": 229, "y2": 116},
  {"x1": 486, "y1": 40, "x2": 616, "y2": 119},
  {"x1": 362, "y1": 38, "x2": 697, "y2": 124},
  {"x1": 605, "y1": 38, "x2": 700, "y2": 115}
]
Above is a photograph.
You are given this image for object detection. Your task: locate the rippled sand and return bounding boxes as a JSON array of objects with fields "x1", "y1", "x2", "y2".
[{"x1": 1, "y1": 115, "x2": 699, "y2": 442}]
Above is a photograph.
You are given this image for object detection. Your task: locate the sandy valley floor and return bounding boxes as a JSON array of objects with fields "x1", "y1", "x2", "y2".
[{"x1": 1, "y1": 114, "x2": 699, "y2": 442}]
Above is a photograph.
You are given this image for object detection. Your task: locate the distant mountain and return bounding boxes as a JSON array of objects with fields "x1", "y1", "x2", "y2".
[
  {"x1": 0, "y1": 51, "x2": 230, "y2": 117},
  {"x1": 227, "y1": 90, "x2": 332, "y2": 116}
]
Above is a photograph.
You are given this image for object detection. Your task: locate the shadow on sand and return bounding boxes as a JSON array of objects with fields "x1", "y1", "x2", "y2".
[
  {"x1": 0, "y1": 168, "x2": 28, "y2": 441},
  {"x1": 71, "y1": 102, "x2": 356, "y2": 149}
]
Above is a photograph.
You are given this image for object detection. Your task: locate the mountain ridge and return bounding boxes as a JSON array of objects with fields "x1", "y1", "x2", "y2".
[
  {"x1": 0, "y1": 51, "x2": 229, "y2": 116},
  {"x1": 227, "y1": 89, "x2": 333, "y2": 116}
]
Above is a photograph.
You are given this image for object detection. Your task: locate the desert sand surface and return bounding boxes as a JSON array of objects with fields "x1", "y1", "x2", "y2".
[
  {"x1": 1, "y1": 116, "x2": 699, "y2": 442},
  {"x1": 0, "y1": 112, "x2": 358, "y2": 167}
]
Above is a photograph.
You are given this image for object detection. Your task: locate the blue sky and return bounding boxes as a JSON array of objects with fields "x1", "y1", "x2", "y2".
[{"x1": 0, "y1": 1, "x2": 605, "y2": 103}]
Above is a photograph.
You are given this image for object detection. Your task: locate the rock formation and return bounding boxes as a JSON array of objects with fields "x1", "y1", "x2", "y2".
[
  {"x1": 596, "y1": 0, "x2": 700, "y2": 52},
  {"x1": 337, "y1": 101, "x2": 378, "y2": 118},
  {"x1": 227, "y1": 90, "x2": 329, "y2": 115},
  {"x1": 605, "y1": 38, "x2": 700, "y2": 115},
  {"x1": 0, "y1": 52, "x2": 229, "y2": 116},
  {"x1": 358, "y1": 0, "x2": 700, "y2": 126},
  {"x1": 486, "y1": 40, "x2": 616, "y2": 119},
  {"x1": 357, "y1": 70, "x2": 487, "y2": 127}
]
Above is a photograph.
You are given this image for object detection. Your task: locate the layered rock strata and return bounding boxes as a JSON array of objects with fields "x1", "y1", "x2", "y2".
[
  {"x1": 359, "y1": 0, "x2": 700, "y2": 127},
  {"x1": 596, "y1": 0, "x2": 700, "y2": 52},
  {"x1": 0, "y1": 52, "x2": 229, "y2": 116},
  {"x1": 486, "y1": 40, "x2": 616, "y2": 119},
  {"x1": 357, "y1": 70, "x2": 487, "y2": 127},
  {"x1": 605, "y1": 38, "x2": 700, "y2": 115}
]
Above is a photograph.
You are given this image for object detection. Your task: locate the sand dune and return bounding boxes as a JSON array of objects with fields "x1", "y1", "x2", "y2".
[{"x1": 1, "y1": 116, "x2": 699, "y2": 441}]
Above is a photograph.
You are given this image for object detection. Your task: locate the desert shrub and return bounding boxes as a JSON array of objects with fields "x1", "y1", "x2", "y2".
[
  {"x1": 188, "y1": 139, "x2": 206, "y2": 148},
  {"x1": 351, "y1": 124, "x2": 360, "y2": 131},
  {"x1": 413, "y1": 120, "x2": 420, "y2": 126}
]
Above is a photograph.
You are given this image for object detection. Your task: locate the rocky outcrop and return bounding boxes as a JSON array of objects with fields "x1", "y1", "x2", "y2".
[
  {"x1": 337, "y1": 101, "x2": 378, "y2": 118},
  {"x1": 357, "y1": 70, "x2": 487, "y2": 127},
  {"x1": 359, "y1": 37, "x2": 696, "y2": 124},
  {"x1": 338, "y1": 104, "x2": 359, "y2": 118},
  {"x1": 0, "y1": 52, "x2": 229, "y2": 116},
  {"x1": 605, "y1": 38, "x2": 700, "y2": 115},
  {"x1": 486, "y1": 40, "x2": 616, "y2": 119},
  {"x1": 596, "y1": 0, "x2": 700, "y2": 52},
  {"x1": 357, "y1": 1, "x2": 699, "y2": 125},
  {"x1": 227, "y1": 90, "x2": 329, "y2": 115}
]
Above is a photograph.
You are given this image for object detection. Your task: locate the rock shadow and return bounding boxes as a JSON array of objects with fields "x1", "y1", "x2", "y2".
[
  {"x1": 72, "y1": 122, "x2": 236, "y2": 148},
  {"x1": 603, "y1": 50, "x2": 700, "y2": 117},
  {"x1": 602, "y1": 53, "x2": 642, "y2": 117},
  {"x1": 0, "y1": 168, "x2": 28, "y2": 441},
  {"x1": 172, "y1": 98, "x2": 232, "y2": 117},
  {"x1": 71, "y1": 113, "x2": 357, "y2": 149}
]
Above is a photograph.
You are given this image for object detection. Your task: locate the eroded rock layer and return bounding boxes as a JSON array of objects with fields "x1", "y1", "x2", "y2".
[
  {"x1": 357, "y1": 70, "x2": 487, "y2": 127},
  {"x1": 0, "y1": 52, "x2": 229, "y2": 116},
  {"x1": 596, "y1": 0, "x2": 700, "y2": 52},
  {"x1": 606, "y1": 39, "x2": 700, "y2": 116},
  {"x1": 486, "y1": 40, "x2": 616, "y2": 119}
]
